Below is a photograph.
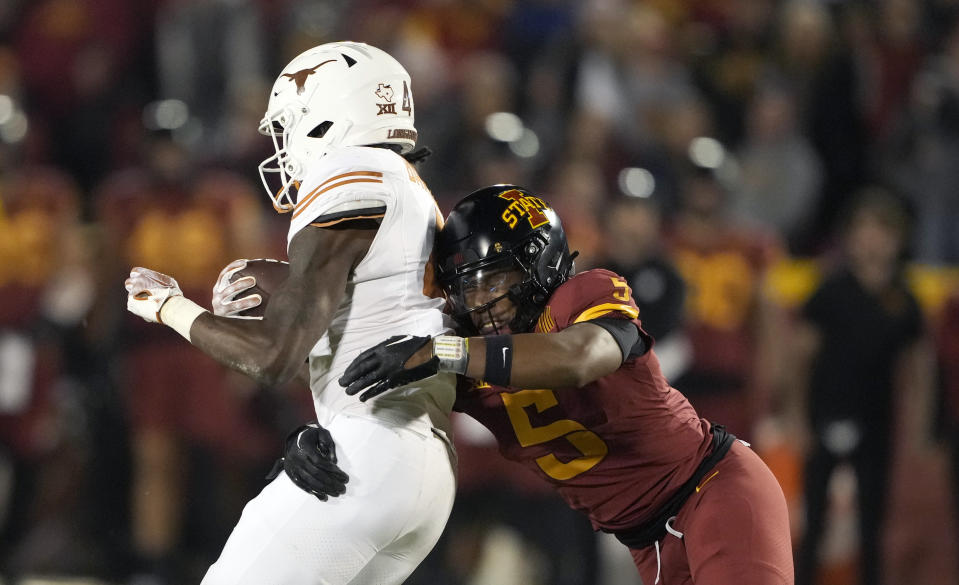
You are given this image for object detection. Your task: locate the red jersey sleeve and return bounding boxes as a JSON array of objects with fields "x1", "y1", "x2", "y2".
[{"x1": 535, "y1": 269, "x2": 642, "y2": 333}]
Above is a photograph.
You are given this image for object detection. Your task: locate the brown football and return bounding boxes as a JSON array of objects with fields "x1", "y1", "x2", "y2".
[{"x1": 229, "y1": 258, "x2": 289, "y2": 317}]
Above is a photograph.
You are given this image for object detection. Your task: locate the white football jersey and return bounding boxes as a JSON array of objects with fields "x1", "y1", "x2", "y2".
[{"x1": 287, "y1": 146, "x2": 455, "y2": 436}]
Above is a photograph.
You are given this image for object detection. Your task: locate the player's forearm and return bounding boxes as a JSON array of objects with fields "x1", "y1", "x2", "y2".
[
  {"x1": 187, "y1": 239, "x2": 349, "y2": 385},
  {"x1": 462, "y1": 326, "x2": 621, "y2": 389},
  {"x1": 161, "y1": 289, "x2": 323, "y2": 387},
  {"x1": 187, "y1": 311, "x2": 305, "y2": 386}
]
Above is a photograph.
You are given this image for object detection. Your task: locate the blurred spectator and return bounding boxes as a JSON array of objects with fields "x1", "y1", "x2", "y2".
[
  {"x1": 154, "y1": 0, "x2": 269, "y2": 163},
  {"x1": 600, "y1": 195, "x2": 690, "y2": 381},
  {"x1": 554, "y1": 108, "x2": 631, "y2": 194},
  {"x1": 91, "y1": 130, "x2": 287, "y2": 585},
  {"x1": 731, "y1": 80, "x2": 823, "y2": 254},
  {"x1": 414, "y1": 50, "x2": 525, "y2": 204},
  {"x1": 503, "y1": 0, "x2": 580, "y2": 180},
  {"x1": 574, "y1": 1, "x2": 699, "y2": 170},
  {"x1": 665, "y1": 163, "x2": 785, "y2": 442},
  {"x1": 882, "y1": 14, "x2": 959, "y2": 264},
  {"x1": 573, "y1": 0, "x2": 630, "y2": 123},
  {"x1": 770, "y1": 0, "x2": 869, "y2": 252},
  {"x1": 0, "y1": 166, "x2": 105, "y2": 578},
  {"x1": 643, "y1": 96, "x2": 716, "y2": 216},
  {"x1": 857, "y1": 0, "x2": 927, "y2": 142},
  {"x1": 786, "y1": 187, "x2": 935, "y2": 585},
  {"x1": 620, "y1": 3, "x2": 699, "y2": 152},
  {"x1": 15, "y1": 0, "x2": 153, "y2": 194},
  {"x1": 545, "y1": 158, "x2": 606, "y2": 270},
  {"x1": 501, "y1": 0, "x2": 577, "y2": 80},
  {"x1": 385, "y1": 0, "x2": 507, "y2": 60},
  {"x1": 689, "y1": 0, "x2": 777, "y2": 146}
]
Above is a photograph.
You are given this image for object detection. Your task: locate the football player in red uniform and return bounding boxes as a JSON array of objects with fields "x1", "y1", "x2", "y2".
[{"x1": 332, "y1": 185, "x2": 794, "y2": 585}]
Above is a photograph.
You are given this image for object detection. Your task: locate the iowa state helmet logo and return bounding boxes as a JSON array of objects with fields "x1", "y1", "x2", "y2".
[{"x1": 498, "y1": 189, "x2": 550, "y2": 229}]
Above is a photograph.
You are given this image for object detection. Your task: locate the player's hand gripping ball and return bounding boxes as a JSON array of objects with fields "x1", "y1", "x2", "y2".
[
  {"x1": 212, "y1": 258, "x2": 289, "y2": 319},
  {"x1": 126, "y1": 267, "x2": 183, "y2": 323}
]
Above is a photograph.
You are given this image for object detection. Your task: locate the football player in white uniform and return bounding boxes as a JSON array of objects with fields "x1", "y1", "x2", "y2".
[{"x1": 124, "y1": 42, "x2": 457, "y2": 585}]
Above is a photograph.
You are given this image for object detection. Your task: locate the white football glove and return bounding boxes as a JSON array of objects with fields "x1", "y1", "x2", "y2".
[
  {"x1": 212, "y1": 258, "x2": 263, "y2": 319},
  {"x1": 125, "y1": 267, "x2": 183, "y2": 323}
]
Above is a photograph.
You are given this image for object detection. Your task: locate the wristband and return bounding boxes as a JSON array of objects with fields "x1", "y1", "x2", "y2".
[
  {"x1": 158, "y1": 296, "x2": 208, "y2": 342},
  {"x1": 432, "y1": 335, "x2": 469, "y2": 374},
  {"x1": 483, "y1": 334, "x2": 513, "y2": 387}
]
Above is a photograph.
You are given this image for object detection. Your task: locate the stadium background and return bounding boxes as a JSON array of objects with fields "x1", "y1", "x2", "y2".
[{"x1": 0, "y1": 1, "x2": 958, "y2": 584}]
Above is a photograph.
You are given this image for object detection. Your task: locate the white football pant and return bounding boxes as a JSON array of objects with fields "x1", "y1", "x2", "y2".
[{"x1": 201, "y1": 413, "x2": 456, "y2": 585}]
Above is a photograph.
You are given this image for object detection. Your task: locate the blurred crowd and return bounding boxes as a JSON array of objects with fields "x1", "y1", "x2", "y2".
[{"x1": 1, "y1": 1, "x2": 959, "y2": 584}]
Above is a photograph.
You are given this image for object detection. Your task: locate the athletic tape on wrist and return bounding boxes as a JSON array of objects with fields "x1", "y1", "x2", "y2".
[
  {"x1": 433, "y1": 335, "x2": 469, "y2": 374},
  {"x1": 483, "y1": 334, "x2": 513, "y2": 387},
  {"x1": 159, "y1": 296, "x2": 208, "y2": 342}
]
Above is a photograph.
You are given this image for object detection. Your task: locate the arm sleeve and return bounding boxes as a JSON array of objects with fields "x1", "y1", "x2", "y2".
[
  {"x1": 541, "y1": 269, "x2": 653, "y2": 360},
  {"x1": 588, "y1": 316, "x2": 647, "y2": 363}
]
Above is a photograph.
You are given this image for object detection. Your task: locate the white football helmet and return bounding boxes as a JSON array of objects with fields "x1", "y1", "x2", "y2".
[{"x1": 258, "y1": 41, "x2": 417, "y2": 212}]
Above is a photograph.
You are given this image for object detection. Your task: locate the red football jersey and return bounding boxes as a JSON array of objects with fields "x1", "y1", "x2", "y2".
[
  {"x1": 454, "y1": 269, "x2": 714, "y2": 532},
  {"x1": 666, "y1": 225, "x2": 781, "y2": 386}
]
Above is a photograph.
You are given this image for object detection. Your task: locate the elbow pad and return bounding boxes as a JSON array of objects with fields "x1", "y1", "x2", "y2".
[{"x1": 589, "y1": 317, "x2": 647, "y2": 363}]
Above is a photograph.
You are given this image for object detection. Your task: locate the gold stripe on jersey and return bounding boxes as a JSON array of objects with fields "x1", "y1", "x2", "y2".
[
  {"x1": 572, "y1": 303, "x2": 639, "y2": 324},
  {"x1": 292, "y1": 171, "x2": 384, "y2": 219},
  {"x1": 309, "y1": 213, "x2": 386, "y2": 228},
  {"x1": 536, "y1": 306, "x2": 556, "y2": 333},
  {"x1": 311, "y1": 170, "x2": 384, "y2": 194}
]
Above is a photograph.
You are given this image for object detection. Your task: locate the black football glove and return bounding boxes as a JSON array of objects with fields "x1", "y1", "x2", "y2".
[
  {"x1": 265, "y1": 422, "x2": 349, "y2": 501},
  {"x1": 338, "y1": 335, "x2": 438, "y2": 402}
]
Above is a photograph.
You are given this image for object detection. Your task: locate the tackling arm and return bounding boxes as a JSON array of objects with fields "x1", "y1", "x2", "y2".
[
  {"x1": 462, "y1": 324, "x2": 624, "y2": 389},
  {"x1": 341, "y1": 322, "x2": 627, "y2": 400}
]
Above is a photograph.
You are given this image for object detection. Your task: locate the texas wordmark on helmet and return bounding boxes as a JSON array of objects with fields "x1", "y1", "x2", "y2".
[{"x1": 258, "y1": 42, "x2": 417, "y2": 212}]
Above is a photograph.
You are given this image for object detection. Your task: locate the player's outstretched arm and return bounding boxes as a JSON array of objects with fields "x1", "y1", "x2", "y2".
[
  {"x1": 127, "y1": 225, "x2": 376, "y2": 387},
  {"x1": 461, "y1": 322, "x2": 628, "y2": 388},
  {"x1": 341, "y1": 321, "x2": 630, "y2": 400}
]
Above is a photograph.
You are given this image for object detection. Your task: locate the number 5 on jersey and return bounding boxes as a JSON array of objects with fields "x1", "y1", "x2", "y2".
[{"x1": 501, "y1": 389, "x2": 608, "y2": 481}]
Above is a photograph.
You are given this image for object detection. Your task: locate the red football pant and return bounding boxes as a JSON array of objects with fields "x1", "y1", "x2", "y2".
[{"x1": 631, "y1": 440, "x2": 794, "y2": 585}]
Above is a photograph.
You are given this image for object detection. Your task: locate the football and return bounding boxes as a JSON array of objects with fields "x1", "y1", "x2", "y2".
[{"x1": 230, "y1": 258, "x2": 289, "y2": 317}]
